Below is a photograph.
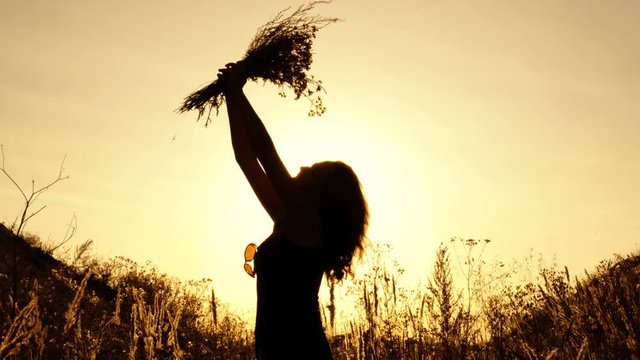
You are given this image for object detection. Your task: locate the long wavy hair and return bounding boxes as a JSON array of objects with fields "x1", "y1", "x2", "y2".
[{"x1": 311, "y1": 161, "x2": 368, "y2": 282}]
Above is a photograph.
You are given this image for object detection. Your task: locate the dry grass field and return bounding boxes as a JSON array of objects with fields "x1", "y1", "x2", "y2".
[{"x1": 1, "y1": 224, "x2": 638, "y2": 359}]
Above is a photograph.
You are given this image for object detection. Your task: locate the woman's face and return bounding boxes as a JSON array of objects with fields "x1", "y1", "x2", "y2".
[{"x1": 295, "y1": 162, "x2": 334, "y2": 197}]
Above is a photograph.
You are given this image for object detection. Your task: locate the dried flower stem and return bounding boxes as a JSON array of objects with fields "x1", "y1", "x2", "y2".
[{"x1": 178, "y1": 1, "x2": 338, "y2": 126}]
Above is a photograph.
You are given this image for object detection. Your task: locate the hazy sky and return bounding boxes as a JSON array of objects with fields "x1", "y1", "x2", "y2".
[{"x1": 2, "y1": 0, "x2": 639, "y2": 315}]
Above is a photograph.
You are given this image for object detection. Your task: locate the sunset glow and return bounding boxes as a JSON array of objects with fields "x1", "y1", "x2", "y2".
[{"x1": 2, "y1": 0, "x2": 639, "y2": 319}]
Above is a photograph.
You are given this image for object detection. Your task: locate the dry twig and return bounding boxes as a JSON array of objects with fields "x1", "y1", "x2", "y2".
[{"x1": 0, "y1": 145, "x2": 69, "y2": 236}]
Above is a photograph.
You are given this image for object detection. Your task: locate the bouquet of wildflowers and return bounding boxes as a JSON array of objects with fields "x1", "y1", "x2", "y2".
[{"x1": 178, "y1": 1, "x2": 338, "y2": 126}]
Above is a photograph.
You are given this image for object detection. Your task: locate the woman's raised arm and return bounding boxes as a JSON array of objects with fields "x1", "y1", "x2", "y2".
[{"x1": 220, "y1": 62, "x2": 295, "y2": 221}]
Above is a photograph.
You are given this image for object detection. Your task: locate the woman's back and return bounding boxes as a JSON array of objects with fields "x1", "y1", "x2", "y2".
[{"x1": 254, "y1": 230, "x2": 333, "y2": 359}]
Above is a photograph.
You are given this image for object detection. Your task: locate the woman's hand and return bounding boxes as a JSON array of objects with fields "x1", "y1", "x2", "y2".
[{"x1": 218, "y1": 61, "x2": 248, "y2": 94}]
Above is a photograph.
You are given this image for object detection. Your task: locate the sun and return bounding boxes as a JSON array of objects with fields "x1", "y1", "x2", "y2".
[
  {"x1": 198, "y1": 103, "x2": 434, "y2": 315},
  {"x1": 272, "y1": 111, "x2": 434, "y2": 254}
]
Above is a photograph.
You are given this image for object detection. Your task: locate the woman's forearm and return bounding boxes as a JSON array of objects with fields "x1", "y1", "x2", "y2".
[
  {"x1": 225, "y1": 89, "x2": 257, "y2": 165},
  {"x1": 225, "y1": 88, "x2": 277, "y2": 162}
]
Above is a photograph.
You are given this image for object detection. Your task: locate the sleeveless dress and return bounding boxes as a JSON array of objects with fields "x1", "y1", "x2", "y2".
[{"x1": 254, "y1": 227, "x2": 333, "y2": 359}]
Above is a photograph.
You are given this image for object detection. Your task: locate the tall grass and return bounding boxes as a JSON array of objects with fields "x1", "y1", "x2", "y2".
[
  {"x1": 1, "y1": 227, "x2": 639, "y2": 359},
  {"x1": 0, "y1": 228, "x2": 254, "y2": 359},
  {"x1": 323, "y1": 239, "x2": 640, "y2": 359}
]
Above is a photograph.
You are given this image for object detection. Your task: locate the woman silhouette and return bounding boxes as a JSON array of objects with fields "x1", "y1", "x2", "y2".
[{"x1": 218, "y1": 62, "x2": 368, "y2": 359}]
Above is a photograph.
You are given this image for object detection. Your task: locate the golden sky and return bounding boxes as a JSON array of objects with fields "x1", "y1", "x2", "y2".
[{"x1": 1, "y1": 0, "x2": 639, "y2": 315}]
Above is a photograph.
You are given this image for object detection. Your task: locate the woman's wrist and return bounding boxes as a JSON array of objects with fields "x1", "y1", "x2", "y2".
[{"x1": 224, "y1": 84, "x2": 245, "y2": 100}]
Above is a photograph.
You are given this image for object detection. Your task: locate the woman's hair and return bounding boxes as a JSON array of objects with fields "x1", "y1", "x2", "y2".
[{"x1": 313, "y1": 161, "x2": 368, "y2": 283}]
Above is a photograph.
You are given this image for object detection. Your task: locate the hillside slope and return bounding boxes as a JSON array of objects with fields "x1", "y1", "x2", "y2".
[{"x1": 0, "y1": 223, "x2": 252, "y2": 359}]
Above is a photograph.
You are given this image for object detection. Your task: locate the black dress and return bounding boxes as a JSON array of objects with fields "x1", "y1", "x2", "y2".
[{"x1": 254, "y1": 228, "x2": 333, "y2": 359}]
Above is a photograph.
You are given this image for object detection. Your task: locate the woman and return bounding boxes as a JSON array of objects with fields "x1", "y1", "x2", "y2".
[{"x1": 218, "y1": 62, "x2": 368, "y2": 359}]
